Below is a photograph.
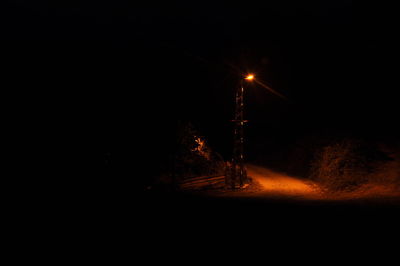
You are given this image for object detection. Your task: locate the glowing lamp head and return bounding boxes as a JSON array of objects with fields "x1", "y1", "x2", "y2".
[{"x1": 245, "y1": 74, "x2": 254, "y2": 81}]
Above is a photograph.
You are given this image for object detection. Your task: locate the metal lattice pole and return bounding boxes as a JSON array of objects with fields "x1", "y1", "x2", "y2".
[{"x1": 231, "y1": 79, "x2": 247, "y2": 189}]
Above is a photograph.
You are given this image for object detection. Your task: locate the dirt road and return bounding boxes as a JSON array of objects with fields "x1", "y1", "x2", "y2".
[
  {"x1": 213, "y1": 164, "x2": 399, "y2": 202},
  {"x1": 246, "y1": 164, "x2": 321, "y2": 200}
]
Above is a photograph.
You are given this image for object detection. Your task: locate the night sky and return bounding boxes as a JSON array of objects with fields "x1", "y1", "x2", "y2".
[{"x1": 3, "y1": 1, "x2": 397, "y2": 186}]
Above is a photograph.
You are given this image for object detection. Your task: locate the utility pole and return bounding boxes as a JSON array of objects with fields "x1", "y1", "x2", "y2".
[
  {"x1": 231, "y1": 76, "x2": 252, "y2": 189},
  {"x1": 229, "y1": 73, "x2": 285, "y2": 189}
]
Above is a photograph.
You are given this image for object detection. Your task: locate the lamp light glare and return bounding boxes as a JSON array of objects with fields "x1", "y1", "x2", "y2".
[{"x1": 245, "y1": 74, "x2": 254, "y2": 81}]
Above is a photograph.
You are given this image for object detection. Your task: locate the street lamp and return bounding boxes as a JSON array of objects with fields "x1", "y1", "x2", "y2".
[
  {"x1": 231, "y1": 74, "x2": 254, "y2": 189},
  {"x1": 230, "y1": 73, "x2": 286, "y2": 189},
  {"x1": 245, "y1": 74, "x2": 255, "y2": 81}
]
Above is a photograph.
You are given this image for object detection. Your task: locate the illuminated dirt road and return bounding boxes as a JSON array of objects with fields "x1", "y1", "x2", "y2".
[
  {"x1": 245, "y1": 164, "x2": 321, "y2": 200},
  {"x1": 215, "y1": 164, "x2": 400, "y2": 202}
]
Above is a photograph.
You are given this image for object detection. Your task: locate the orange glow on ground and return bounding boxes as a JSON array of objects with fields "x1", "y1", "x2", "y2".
[
  {"x1": 247, "y1": 165, "x2": 320, "y2": 199},
  {"x1": 213, "y1": 164, "x2": 400, "y2": 202}
]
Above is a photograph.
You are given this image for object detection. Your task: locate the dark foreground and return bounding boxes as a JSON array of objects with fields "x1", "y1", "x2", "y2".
[
  {"x1": 38, "y1": 188, "x2": 400, "y2": 262},
  {"x1": 132, "y1": 190, "x2": 400, "y2": 236}
]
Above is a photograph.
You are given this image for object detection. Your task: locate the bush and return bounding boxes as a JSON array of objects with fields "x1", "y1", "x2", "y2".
[
  {"x1": 310, "y1": 139, "x2": 390, "y2": 192},
  {"x1": 174, "y1": 122, "x2": 225, "y2": 180}
]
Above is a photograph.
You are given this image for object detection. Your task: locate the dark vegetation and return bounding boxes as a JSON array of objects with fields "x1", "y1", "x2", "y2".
[
  {"x1": 253, "y1": 135, "x2": 400, "y2": 193},
  {"x1": 309, "y1": 139, "x2": 396, "y2": 192},
  {"x1": 153, "y1": 122, "x2": 225, "y2": 189}
]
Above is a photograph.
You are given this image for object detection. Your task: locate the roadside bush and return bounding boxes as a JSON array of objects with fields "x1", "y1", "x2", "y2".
[
  {"x1": 309, "y1": 139, "x2": 390, "y2": 192},
  {"x1": 175, "y1": 122, "x2": 225, "y2": 180}
]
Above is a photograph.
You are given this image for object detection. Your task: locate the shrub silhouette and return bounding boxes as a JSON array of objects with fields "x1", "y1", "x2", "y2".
[
  {"x1": 175, "y1": 122, "x2": 225, "y2": 180},
  {"x1": 310, "y1": 139, "x2": 389, "y2": 192}
]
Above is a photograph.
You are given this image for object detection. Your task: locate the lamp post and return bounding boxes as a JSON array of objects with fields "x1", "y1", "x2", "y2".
[{"x1": 231, "y1": 74, "x2": 254, "y2": 189}]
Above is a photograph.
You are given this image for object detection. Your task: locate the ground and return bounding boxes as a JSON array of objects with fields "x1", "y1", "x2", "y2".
[
  {"x1": 200, "y1": 164, "x2": 400, "y2": 205},
  {"x1": 139, "y1": 163, "x2": 400, "y2": 240}
]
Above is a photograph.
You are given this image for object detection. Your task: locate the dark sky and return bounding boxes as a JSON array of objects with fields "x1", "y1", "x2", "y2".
[{"x1": 2, "y1": 1, "x2": 397, "y2": 179}]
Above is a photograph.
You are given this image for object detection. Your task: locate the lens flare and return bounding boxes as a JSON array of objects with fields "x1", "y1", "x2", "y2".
[{"x1": 245, "y1": 74, "x2": 254, "y2": 80}]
